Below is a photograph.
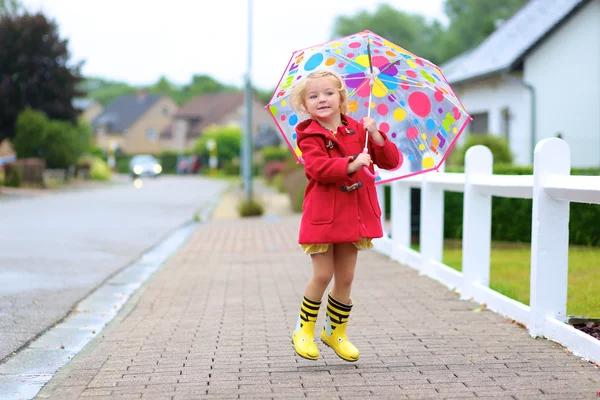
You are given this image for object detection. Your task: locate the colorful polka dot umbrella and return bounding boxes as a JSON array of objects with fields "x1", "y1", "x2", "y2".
[{"x1": 266, "y1": 30, "x2": 472, "y2": 183}]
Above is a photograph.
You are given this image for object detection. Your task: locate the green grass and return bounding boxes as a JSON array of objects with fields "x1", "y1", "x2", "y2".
[{"x1": 428, "y1": 240, "x2": 600, "y2": 318}]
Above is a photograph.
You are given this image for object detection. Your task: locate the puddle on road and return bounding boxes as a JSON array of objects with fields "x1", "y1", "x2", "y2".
[{"x1": 0, "y1": 222, "x2": 198, "y2": 400}]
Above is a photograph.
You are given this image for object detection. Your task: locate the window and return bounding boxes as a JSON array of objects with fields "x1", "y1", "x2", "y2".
[
  {"x1": 501, "y1": 107, "x2": 511, "y2": 143},
  {"x1": 470, "y1": 112, "x2": 489, "y2": 135},
  {"x1": 162, "y1": 107, "x2": 170, "y2": 116},
  {"x1": 146, "y1": 128, "x2": 156, "y2": 141}
]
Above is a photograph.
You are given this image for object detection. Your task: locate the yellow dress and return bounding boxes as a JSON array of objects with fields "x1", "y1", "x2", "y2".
[{"x1": 300, "y1": 238, "x2": 373, "y2": 255}]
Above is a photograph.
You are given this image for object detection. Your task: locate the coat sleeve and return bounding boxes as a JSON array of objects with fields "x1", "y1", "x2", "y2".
[
  {"x1": 367, "y1": 130, "x2": 402, "y2": 171},
  {"x1": 299, "y1": 136, "x2": 351, "y2": 184}
]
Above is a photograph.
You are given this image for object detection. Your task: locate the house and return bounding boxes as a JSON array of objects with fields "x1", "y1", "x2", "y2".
[
  {"x1": 441, "y1": 0, "x2": 600, "y2": 167},
  {"x1": 72, "y1": 98, "x2": 103, "y2": 124},
  {"x1": 0, "y1": 139, "x2": 16, "y2": 166},
  {"x1": 92, "y1": 91, "x2": 178, "y2": 155},
  {"x1": 160, "y1": 92, "x2": 280, "y2": 152}
]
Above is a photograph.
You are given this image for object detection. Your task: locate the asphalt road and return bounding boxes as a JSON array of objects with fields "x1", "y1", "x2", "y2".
[{"x1": 0, "y1": 175, "x2": 229, "y2": 362}]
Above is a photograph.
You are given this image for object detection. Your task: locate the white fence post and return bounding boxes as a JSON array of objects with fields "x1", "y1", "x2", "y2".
[
  {"x1": 419, "y1": 168, "x2": 445, "y2": 274},
  {"x1": 529, "y1": 138, "x2": 571, "y2": 337},
  {"x1": 376, "y1": 184, "x2": 387, "y2": 236},
  {"x1": 461, "y1": 146, "x2": 493, "y2": 300},
  {"x1": 391, "y1": 181, "x2": 411, "y2": 262}
]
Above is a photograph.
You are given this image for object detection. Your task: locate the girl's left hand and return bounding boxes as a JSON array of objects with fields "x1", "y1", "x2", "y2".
[{"x1": 363, "y1": 117, "x2": 378, "y2": 135}]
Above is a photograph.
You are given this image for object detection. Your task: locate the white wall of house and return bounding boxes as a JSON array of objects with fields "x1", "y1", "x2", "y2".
[
  {"x1": 524, "y1": 0, "x2": 600, "y2": 168},
  {"x1": 455, "y1": 77, "x2": 532, "y2": 164}
]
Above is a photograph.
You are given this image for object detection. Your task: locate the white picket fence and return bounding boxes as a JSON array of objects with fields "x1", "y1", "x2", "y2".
[{"x1": 373, "y1": 138, "x2": 600, "y2": 364}]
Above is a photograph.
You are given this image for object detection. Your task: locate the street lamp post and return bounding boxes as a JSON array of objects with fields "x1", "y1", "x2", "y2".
[{"x1": 243, "y1": 0, "x2": 254, "y2": 202}]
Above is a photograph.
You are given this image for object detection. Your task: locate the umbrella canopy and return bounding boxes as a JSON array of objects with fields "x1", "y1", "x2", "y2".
[{"x1": 267, "y1": 30, "x2": 472, "y2": 183}]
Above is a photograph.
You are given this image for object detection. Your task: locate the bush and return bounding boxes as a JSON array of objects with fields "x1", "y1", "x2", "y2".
[
  {"x1": 13, "y1": 108, "x2": 90, "y2": 169},
  {"x1": 13, "y1": 107, "x2": 49, "y2": 158},
  {"x1": 261, "y1": 146, "x2": 289, "y2": 163},
  {"x1": 44, "y1": 120, "x2": 80, "y2": 169},
  {"x1": 238, "y1": 198, "x2": 264, "y2": 217},
  {"x1": 450, "y1": 134, "x2": 513, "y2": 166},
  {"x1": 89, "y1": 146, "x2": 105, "y2": 159},
  {"x1": 271, "y1": 173, "x2": 286, "y2": 193},
  {"x1": 159, "y1": 150, "x2": 179, "y2": 174},
  {"x1": 193, "y1": 125, "x2": 242, "y2": 165},
  {"x1": 444, "y1": 166, "x2": 600, "y2": 246},
  {"x1": 4, "y1": 164, "x2": 22, "y2": 187},
  {"x1": 89, "y1": 157, "x2": 112, "y2": 181},
  {"x1": 283, "y1": 168, "x2": 307, "y2": 213},
  {"x1": 116, "y1": 155, "x2": 132, "y2": 174},
  {"x1": 222, "y1": 160, "x2": 240, "y2": 176}
]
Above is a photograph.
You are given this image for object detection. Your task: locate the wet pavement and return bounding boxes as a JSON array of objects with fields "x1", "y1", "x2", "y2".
[{"x1": 0, "y1": 175, "x2": 229, "y2": 362}]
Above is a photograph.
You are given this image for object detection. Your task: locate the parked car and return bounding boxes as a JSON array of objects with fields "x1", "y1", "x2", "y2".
[{"x1": 129, "y1": 155, "x2": 162, "y2": 178}]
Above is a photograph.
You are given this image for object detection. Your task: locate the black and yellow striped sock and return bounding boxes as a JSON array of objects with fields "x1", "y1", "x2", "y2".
[
  {"x1": 298, "y1": 296, "x2": 321, "y2": 328},
  {"x1": 325, "y1": 294, "x2": 352, "y2": 332}
]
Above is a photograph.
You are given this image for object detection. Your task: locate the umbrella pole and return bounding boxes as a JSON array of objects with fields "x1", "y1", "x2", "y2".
[
  {"x1": 364, "y1": 81, "x2": 373, "y2": 151},
  {"x1": 362, "y1": 35, "x2": 378, "y2": 180},
  {"x1": 361, "y1": 78, "x2": 378, "y2": 180}
]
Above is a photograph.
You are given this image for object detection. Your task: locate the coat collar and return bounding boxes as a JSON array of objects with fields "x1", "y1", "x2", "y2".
[{"x1": 296, "y1": 114, "x2": 358, "y2": 144}]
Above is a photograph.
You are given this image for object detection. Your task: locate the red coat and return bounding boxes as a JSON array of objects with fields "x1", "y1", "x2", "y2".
[{"x1": 296, "y1": 114, "x2": 401, "y2": 244}]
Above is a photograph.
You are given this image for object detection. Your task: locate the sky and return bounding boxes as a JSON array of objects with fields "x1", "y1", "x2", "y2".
[{"x1": 20, "y1": 0, "x2": 447, "y2": 91}]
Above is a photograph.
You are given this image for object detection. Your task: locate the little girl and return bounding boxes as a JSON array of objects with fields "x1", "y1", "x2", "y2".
[{"x1": 289, "y1": 70, "x2": 401, "y2": 361}]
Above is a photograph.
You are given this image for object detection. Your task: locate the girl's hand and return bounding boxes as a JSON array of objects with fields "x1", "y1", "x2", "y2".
[
  {"x1": 363, "y1": 117, "x2": 385, "y2": 145},
  {"x1": 363, "y1": 117, "x2": 378, "y2": 135},
  {"x1": 347, "y1": 153, "x2": 372, "y2": 174}
]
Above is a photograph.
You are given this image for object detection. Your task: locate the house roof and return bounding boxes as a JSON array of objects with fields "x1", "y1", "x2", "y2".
[
  {"x1": 72, "y1": 98, "x2": 98, "y2": 111},
  {"x1": 0, "y1": 139, "x2": 15, "y2": 157},
  {"x1": 161, "y1": 92, "x2": 245, "y2": 139},
  {"x1": 92, "y1": 92, "x2": 162, "y2": 133},
  {"x1": 441, "y1": 0, "x2": 589, "y2": 84}
]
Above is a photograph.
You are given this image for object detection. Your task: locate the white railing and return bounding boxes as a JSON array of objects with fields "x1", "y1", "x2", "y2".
[{"x1": 373, "y1": 138, "x2": 600, "y2": 364}]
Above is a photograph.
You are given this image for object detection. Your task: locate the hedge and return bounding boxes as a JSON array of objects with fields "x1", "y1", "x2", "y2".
[{"x1": 384, "y1": 165, "x2": 600, "y2": 246}]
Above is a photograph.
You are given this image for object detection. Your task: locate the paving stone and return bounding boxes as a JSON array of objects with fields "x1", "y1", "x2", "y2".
[{"x1": 36, "y1": 215, "x2": 600, "y2": 399}]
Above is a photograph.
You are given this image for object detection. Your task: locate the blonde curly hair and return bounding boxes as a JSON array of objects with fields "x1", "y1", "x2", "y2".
[{"x1": 289, "y1": 70, "x2": 348, "y2": 116}]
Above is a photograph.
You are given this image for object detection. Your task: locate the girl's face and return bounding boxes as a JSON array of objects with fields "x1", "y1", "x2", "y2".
[{"x1": 303, "y1": 77, "x2": 341, "y2": 121}]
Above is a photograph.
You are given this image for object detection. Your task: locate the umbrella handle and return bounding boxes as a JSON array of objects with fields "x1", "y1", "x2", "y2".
[
  {"x1": 362, "y1": 166, "x2": 378, "y2": 179},
  {"x1": 361, "y1": 148, "x2": 378, "y2": 179}
]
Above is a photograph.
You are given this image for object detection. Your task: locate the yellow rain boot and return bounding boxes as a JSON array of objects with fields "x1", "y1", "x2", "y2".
[
  {"x1": 320, "y1": 293, "x2": 360, "y2": 362},
  {"x1": 292, "y1": 296, "x2": 321, "y2": 360}
]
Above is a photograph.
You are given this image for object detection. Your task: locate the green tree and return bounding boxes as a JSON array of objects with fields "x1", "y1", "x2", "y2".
[
  {"x1": 177, "y1": 74, "x2": 239, "y2": 105},
  {"x1": 44, "y1": 120, "x2": 81, "y2": 169},
  {"x1": 332, "y1": 1, "x2": 530, "y2": 66},
  {"x1": 440, "y1": 0, "x2": 530, "y2": 60},
  {"x1": 83, "y1": 74, "x2": 244, "y2": 107},
  {"x1": 13, "y1": 107, "x2": 90, "y2": 167},
  {"x1": 13, "y1": 107, "x2": 49, "y2": 158},
  {"x1": 81, "y1": 77, "x2": 137, "y2": 106},
  {"x1": 148, "y1": 75, "x2": 179, "y2": 101},
  {"x1": 193, "y1": 125, "x2": 242, "y2": 165},
  {"x1": 333, "y1": 4, "x2": 442, "y2": 64},
  {"x1": 0, "y1": 12, "x2": 84, "y2": 142},
  {"x1": 76, "y1": 117, "x2": 93, "y2": 156},
  {"x1": 0, "y1": 0, "x2": 23, "y2": 16}
]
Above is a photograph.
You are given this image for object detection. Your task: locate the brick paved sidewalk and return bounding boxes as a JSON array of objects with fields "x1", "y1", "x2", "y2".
[{"x1": 37, "y1": 215, "x2": 599, "y2": 400}]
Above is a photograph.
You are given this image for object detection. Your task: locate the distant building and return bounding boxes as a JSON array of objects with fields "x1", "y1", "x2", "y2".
[
  {"x1": 91, "y1": 91, "x2": 178, "y2": 155},
  {"x1": 0, "y1": 139, "x2": 16, "y2": 165},
  {"x1": 160, "y1": 92, "x2": 279, "y2": 152},
  {"x1": 72, "y1": 98, "x2": 104, "y2": 124},
  {"x1": 441, "y1": 0, "x2": 600, "y2": 166}
]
